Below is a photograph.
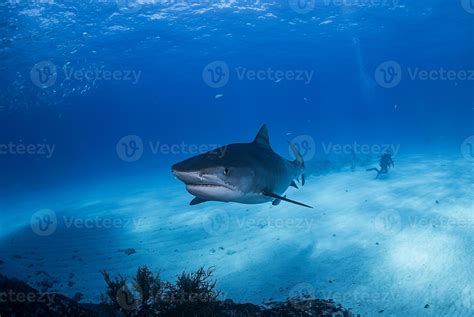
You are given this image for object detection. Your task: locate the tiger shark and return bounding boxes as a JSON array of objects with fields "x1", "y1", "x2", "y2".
[{"x1": 172, "y1": 125, "x2": 312, "y2": 208}]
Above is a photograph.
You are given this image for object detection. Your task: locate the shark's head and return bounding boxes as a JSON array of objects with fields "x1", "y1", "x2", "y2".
[{"x1": 172, "y1": 145, "x2": 256, "y2": 202}]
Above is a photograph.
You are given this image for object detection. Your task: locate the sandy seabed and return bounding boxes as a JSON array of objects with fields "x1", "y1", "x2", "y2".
[{"x1": 1, "y1": 154, "x2": 473, "y2": 317}]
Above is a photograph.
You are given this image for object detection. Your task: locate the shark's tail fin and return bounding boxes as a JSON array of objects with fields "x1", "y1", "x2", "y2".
[{"x1": 289, "y1": 142, "x2": 306, "y2": 186}]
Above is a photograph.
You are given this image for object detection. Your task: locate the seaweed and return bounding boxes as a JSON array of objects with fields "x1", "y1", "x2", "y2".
[{"x1": 100, "y1": 266, "x2": 355, "y2": 317}]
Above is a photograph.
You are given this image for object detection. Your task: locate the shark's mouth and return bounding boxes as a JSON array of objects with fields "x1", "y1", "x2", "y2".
[
  {"x1": 186, "y1": 183, "x2": 234, "y2": 190},
  {"x1": 173, "y1": 170, "x2": 235, "y2": 191},
  {"x1": 185, "y1": 182, "x2": 238, "y2": 201}
]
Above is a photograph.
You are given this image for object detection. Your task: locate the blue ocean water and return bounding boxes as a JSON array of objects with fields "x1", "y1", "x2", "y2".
[
  {"x1": 0, "y1": 0, "x2": 473, "y2": 315},
  {"x1": 1, "y1": 0, "x2": 472, "y2": 191}
]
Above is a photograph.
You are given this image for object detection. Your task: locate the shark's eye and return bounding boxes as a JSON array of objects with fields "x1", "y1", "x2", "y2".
[{"x1": 223, "y1": 168, "x2": 229, "y2": 175}]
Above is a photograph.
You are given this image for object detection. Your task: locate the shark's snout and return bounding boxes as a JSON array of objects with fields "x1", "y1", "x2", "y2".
[{"x1": 172, "y1": 169, "x2": 202, "y2": 184}]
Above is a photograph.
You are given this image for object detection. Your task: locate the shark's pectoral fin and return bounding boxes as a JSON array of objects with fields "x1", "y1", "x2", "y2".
[
  {"x1": 290, "y1": 180, "x2": 299, "y2": 189},
  {"x1": 190, "y1": 197, "x2": 209, "y2": 205},
  {"x1": 272, "y1": 195, "x2": 286, "y2": 206},
  {"x1": 263, "y1": 192, "x2": 313, "y2": 209}
]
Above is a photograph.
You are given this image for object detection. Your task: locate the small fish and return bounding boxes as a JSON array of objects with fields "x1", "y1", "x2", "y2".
[{"x1": 215, "y1": 94, "x2": 224, "y2": 99}]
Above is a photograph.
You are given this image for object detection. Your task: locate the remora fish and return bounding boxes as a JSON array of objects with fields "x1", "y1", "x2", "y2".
[{"x1": 172, "y1": 124, "x2": 312, "y2": 208}]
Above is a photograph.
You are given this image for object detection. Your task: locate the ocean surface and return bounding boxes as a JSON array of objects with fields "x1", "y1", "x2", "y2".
[{"x1": 0, "y1": 0, "x2": 473, "y2": 316}]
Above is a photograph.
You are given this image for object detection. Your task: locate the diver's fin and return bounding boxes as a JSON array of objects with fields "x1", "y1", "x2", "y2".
[
  {"x1": 289, "y1": 141, "x2": 306, "y2": 186},
  {"x1": 272, "y1": 195, "x2": 286, "y2": 206},
  {"x1": 263, "y1": 192, "x2": 313, "y2": 209},
  {"x1": 288, "y1": 142, "x2": 305, "y2": 168},
  {"x1": 190, "y1": 197, "x2": 208, "y2": 205},
  {"x1": 290, "y1": 180, "x2": 299, "y2": 189},
  {"x1": 253, "y1": 124, "x2": 271, "y2": 148}
]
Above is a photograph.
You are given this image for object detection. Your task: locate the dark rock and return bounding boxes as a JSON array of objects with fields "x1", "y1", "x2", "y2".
[
  {"x1": 425, "y1": 304, "x2": 430, "y2": 308},
  {"x1": 0, "y1": 274, "x2": 93, "y2": 316}
]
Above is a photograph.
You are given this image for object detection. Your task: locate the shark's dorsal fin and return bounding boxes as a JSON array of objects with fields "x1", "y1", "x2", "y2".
[
  {"x1": 253, "y1": 124, "x2": 271, "y2": 148},
  {"x1": 190, "y1": 197, "x2": 208, "y2": 205},
  {"x1": 263, "y1": 191, "x2": 313, "y2": 208}
]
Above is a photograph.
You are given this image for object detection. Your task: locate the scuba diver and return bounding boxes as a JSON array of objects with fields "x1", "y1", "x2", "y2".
[{"x1": 366, "y1": 151, "x2": 394, "y2": 178}]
